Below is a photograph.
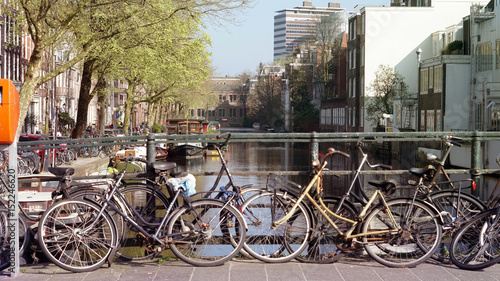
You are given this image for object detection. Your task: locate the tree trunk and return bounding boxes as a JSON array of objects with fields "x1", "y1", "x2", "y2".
[
  {"x1": 122, "y1": 81, "x2": 136, "y2": 134},
  {"x1": 17, "y1": 46, "x2": 44, "y2": 137},
  {"x1": 147, "y1": 101, "x2": 154, "y2": 126},
  {"x1": 96, "y1": 78, "x2": 108, "y2": 136},
  {"x1": 74, "y1": 58, "x2": 97, "y2": 138}
]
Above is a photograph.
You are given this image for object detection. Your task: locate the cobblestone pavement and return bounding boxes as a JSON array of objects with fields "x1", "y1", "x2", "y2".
[{"x1": 2, "y1": 256, "x2": 500, "y2": 281}]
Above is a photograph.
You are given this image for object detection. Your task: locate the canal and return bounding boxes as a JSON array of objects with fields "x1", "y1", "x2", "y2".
[
  {"x1": 170, "y1": 135, "x2": 497, "y2": 202},
  {"x1": 171, "y1": 139, "x2": 398, "y2": 199}
]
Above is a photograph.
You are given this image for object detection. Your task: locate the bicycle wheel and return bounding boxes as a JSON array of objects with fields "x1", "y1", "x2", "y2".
[
  {"x1": 362, "y1": 198, "x2": 442, "y2": 268},
  {"x1": 449, "y1": 207, "x2": 500, "y2": 270},
  {"x1": 241, "y1": 191, "x2": 311, "y2": 263},
  {"x1": 89, "y1": 146, "x2": 100, "y2": 158},
  {"x1": 38, "y1": 199, "x2": 118, "y2": 273},
  {"x1": 295, "y1": 198, "x2": 357, "y2": 263},
  {"x1": 0, "y1": 209, "x2": 10, "y2": 271},
  {"x1": 428, "y1": 191, "x2": 485, "y2": 263},
  {"x1": 166, "y1": 199, "x2": 246, "y2": 266},
  {"x1": 115, "y1": 184, "x2": 170, "y2": 261}
]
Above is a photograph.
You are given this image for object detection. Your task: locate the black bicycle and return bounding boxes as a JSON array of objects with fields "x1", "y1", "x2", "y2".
[{"x1": 37, "y1": 157, "x2": 247, "y2": 272}]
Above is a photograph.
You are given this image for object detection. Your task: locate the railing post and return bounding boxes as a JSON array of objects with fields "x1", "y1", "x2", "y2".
[
  {"x1": 147, "y1": 133, "x2": 156, "y2": 164},
  {"x1": 471, "y1": 131, "x2": 481, "y2": 197},
  {"x1": 311, "y1": 131, "x2": 319, "y2": 163}
]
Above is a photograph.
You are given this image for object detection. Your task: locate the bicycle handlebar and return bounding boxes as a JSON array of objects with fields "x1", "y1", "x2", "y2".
[
  {"x1": 205, "y1": 133, "x2": 231, "y2": 150},
  {"x1": 326, "y1": 147, "x2": 350, "y2": 158},
  {"x1": 443, "y1": 135, "x2": 463, "y2": 147}
]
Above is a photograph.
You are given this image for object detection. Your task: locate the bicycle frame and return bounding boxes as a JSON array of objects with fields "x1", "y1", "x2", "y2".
[
  {"x1": 272, "y1": 148, "x2": 400, "y2": 241},
  {"x1": 83, "y1": 165, "x2": 239, "y2": 250}
]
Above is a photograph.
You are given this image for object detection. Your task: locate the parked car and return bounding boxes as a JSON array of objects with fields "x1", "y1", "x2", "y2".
[{"x1": 18, "y1": 134, "x2": 50, "y2": 173}]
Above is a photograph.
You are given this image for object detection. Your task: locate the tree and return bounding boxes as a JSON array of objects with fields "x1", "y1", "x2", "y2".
[
  {"x1": 365, "y1": 65, "x2": 410, "y2": 127},
  {"x1": 313, "y1": 13, "x2": 346, "y2": 97},
  {"x1": 7, "y1": 0, "x2": 254, "y2": 137},
  {"x1": 289, "y1": 68, "x2": 319, "y2": 132},
  {"x1": 249, "y1": 74, "x2": 283, "y2": 129}
]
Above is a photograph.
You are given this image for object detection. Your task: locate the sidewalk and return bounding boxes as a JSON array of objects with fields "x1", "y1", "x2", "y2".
[
  {"x1": 2, "y1": 256, "x2": 500, "y2": 281},
  {"x1": 9, "y1": 157, "x2": 500, "y2": 280},
  {"x1": 61, "y1": 155, "x2": 110, "y2": 177}
]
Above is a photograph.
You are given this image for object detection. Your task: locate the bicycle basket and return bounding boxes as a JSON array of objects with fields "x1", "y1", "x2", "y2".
[{"x1": 266, "y1": 173, "x2": 302, "y2": 195}]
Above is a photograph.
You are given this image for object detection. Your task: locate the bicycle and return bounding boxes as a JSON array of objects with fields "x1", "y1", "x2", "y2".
[
  {"x1": 241, "y1": 143, "x2": 443, "y2": 267},
  {"x1": 394, "y1": 135, "x2": 486, "y2": 263},
  {"x1": 448, "y1": 206, "x2": 500, "y2": 270},
  {"x1": 37, "y1": 157, "x2": 247, "y2": 272},
  {"x1": 448, "y1": 170, "x2": 500, "y2": 270}
]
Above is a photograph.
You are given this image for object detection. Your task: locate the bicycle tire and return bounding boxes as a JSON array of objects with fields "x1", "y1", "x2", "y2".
[
  {"x1": 295, "y1": 198, "x2": 357, "y2": 263},
  {"x1": 428, "y1": 191, "x2": 486, "y2": 263},
  {"x1": 0, "y1": 209, "x2": 10, "y2": 271},
  {"x1": 166, "y1": 199, "x2": 246, "y2": 266},
  {"x1": 241, "y1": 191, "x2": 311, "y2": 263},
  {"x1": 37, "y1": 199, "x2": 118, "y2": 273},
  {"x1": 362, "y1": 198, "x2": 442, "y2": 268},
  {"x1": 449, "y1": 207, "x2": 500, "y2": 270}
]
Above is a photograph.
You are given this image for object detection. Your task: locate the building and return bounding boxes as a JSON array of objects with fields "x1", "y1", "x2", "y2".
[
  {"x1": 274, "y1": 1, "x2": 348, "y2": 60},
  {"x1": 347, "y1": 0, "x2": 490, "y2": 132},
  {"x1": 319, "y1": 33, "x2": 348, "y2": 132},
  {"x1": 198, "y1": 76, "x2": 249, "y2": 127}
]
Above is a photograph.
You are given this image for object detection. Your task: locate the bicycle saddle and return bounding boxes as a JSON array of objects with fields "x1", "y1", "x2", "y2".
[
  {"x1": 150, "y1": 161, "x2": 177, "y2": 172},
  {"x1": 48, "y1": 167, "x2": 75, "y2": 177},
  {"x1": 409, "y1": 165, "x2": 436, "y2": 177},
  {"x1": 368, "y1": 179, "x2": 398, "y2": 195}
]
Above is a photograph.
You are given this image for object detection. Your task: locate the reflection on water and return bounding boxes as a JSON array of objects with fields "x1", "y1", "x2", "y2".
[
  {"x1": 172, "y1": 142, "x2": 311, "y2": 193},
  {"x1": 171, "y1": 142, "x2": 359, "y2": 197},
  {"x1": 171, "y1": 140, "x2": 486, "y2": 200}
]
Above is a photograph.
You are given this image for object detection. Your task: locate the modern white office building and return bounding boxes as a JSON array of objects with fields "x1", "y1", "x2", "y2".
[
  {"x1": 346, "y1": 0, "x2": 490, "y2": 133},
  {"x1": 274, "y1": 1, "x2": 349, "y2": 60}
]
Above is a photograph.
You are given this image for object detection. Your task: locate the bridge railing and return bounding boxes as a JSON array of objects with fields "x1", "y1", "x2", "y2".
[{"x1": 17, "y1": 131, "x2": 500, "y2": 193}]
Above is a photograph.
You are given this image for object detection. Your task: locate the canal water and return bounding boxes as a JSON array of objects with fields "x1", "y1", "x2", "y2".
[
  {"x1": 170, "y1": 136, "x2": 494, "y2": 202},
  {"x1": 171, "y1": 140, "x2": 392, "y2": 199}
]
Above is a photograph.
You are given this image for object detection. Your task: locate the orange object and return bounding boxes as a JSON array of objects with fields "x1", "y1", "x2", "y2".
[{"x1": 0, "y1": 79, "x2": 20, "y2": 144}]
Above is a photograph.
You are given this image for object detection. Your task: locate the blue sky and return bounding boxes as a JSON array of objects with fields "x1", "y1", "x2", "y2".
[{"x1": 205, "y1": 0, "x2": 389, "y2": 77}]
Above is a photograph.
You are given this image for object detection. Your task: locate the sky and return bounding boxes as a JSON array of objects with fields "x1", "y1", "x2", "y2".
[{"x1": 205, "y1": 0, "x2": 389, "y2": 77}]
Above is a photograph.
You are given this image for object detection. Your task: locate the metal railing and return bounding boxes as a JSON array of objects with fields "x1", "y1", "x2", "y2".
[{"x1": 17, "y1": 130, "x2": 500, "y2": 189}]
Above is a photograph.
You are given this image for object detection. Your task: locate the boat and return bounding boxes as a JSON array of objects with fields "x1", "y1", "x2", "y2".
[{"x1": 167, "y1": 120, "x2": 204, "y2": 158}]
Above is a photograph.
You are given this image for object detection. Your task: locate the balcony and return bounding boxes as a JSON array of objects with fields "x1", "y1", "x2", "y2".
[{"x1": 471, "y1": 5, "x2": 495, "y2": 23}]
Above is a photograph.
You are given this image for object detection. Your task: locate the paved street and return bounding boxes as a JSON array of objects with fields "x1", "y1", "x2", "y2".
[
  {"x1": 2, "y1": 256, "x2": 500, "y2": 281},
  {"x1": 5, "y1": 155, "x2": 500, "y2": 280}
]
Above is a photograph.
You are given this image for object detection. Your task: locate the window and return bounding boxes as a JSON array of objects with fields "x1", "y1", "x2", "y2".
[
  {"x1": 426, "y1": 110, "x2": 435, "y2": 131},
  {"x1": 420, "y1": 69, "x2": 428, "y2": 94},
  {"x1": 497, "y1": 40, "x2": 500, "y2": 69},
  {"x1": 428, "y1": 67, "x2": 433, "y2": 89},
  {"x1": 353, "y1": 78, "x2": 356, "y2": 98},
  {"x1": 420, "y1": 110, "x2": 425, "y2": 131},
  {"x1": 353, "y1": 48, "x2": 356, "y2": 68},
  {"x1": 218, "y1": 109, "x2": 225, "y2": 117},
  {"x1": 436, "y1": 110, "x2": 441, "y2": 131},
  {"x1": 361, "y1": 14, "x2": 365, "y2": 35},
  {"x1": 434, "y1": 66, "x2": 442, "y2": 93},
  {"x1": 349, "y1": 79, "x2": 352, "y2": 97},
  {"x1": 360, "y1": 45, "x2": 364, "y2": 67},
  {"x1": 476, "y1": 43, "x2": 493, "y2": 72}
]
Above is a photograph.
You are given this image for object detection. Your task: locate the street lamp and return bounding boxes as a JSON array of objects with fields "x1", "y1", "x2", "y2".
[
  {"x1": 416, "y1": 48, "x2": 422, "y2": 131},
  {"x1": 416, "y1": 48, "x2": 422, "y2": 67}
]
